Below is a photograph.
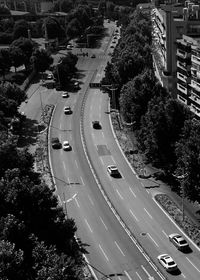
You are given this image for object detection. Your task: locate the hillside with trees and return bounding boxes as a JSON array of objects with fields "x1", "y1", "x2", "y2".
[{"x1": 103, "y1": 8, "x2": 200, "y2": 204}]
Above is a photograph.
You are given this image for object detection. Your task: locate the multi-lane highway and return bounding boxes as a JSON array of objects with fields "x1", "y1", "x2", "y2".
[{"x1": 50, "y1": 20, "x2": 200, "y2": 280}]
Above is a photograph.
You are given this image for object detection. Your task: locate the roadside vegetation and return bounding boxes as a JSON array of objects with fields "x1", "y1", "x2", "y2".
[{"x1": 103, "y1": 8, "x2": 200, "y2": 207}]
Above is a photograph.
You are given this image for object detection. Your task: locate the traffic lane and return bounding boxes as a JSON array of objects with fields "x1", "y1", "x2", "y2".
[
  {"x1": 64, "y1": 181, "x2": 161, "y2": 280},
  {"x1": 86, "y1": 90, "x2": 200, "y2": 279},
  {"x1": 51, "y1": 108, "x2": 162, "y2": 280},
  {"x1": 96, "y1": 93, "x2": 200, "y2": 277}
]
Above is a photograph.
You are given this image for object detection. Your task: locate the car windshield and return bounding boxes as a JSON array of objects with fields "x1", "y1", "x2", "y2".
[
  {"x1": 168, "y1": 261, "x2": 175, "y2": 266},
  {"x1": 179, "y1": 240, "x2": 187, "y2": 244}
]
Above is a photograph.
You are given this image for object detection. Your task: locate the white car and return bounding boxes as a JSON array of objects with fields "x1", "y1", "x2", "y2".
[
  {"x1": 64, "y1": 106, "x2": 72, "y2": 114},
  {"x1": 62, "y1": 141, "x2": 71, "y2": 151},
  {"x1": 107, "y1": 165, "x2": 121, "y2": 177},
  {"x1": 169, "y1": 233, "x2": 189, "y2": 251},
  {"x1": 62, "y1": 91, "x2": 69, "y2": 98},
  {"x1": 157, "y1": 254, "x2": 178, "y2": 272},
  {"x1": 47, "y1": 73, "x2": 53, "y2": 79}
]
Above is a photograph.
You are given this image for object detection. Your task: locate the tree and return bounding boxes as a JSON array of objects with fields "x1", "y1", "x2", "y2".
[
  {"x1": 10, "y1": 37, "x2": 36, "y2": 71},
  {"x1": 13, "y1": 20, "x2": 29, "y2": 40},
  {"x1": 55, "y1": 53, "x2": 78, "y2": 86},
  {"x1": 31, "y1": 49, "x2": 53, "y2": 73},
  {"x1": 9, "y1": 47, "x2": 25, "y2": 72},
  {"x1": 0, "y1": 240, "x2": 24, "y2": 280},
  {"x1": 43, "y1": 17, "x2": 65, "y2": 40},
  {"x1": 0, "y1": 6, "x2": 11, "y2": 15},
  {"x1": 0, "y1": 49, "x2": 11, "y2": 79},
  {"x1": 175, "y1": 119, "x2": 200, "y2": 202},
  {"x1": 119, "y1": 69, "x2": 157, "y2": 125}
]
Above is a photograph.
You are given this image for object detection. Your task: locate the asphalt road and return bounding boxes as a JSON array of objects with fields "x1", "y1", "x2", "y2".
[{"x1": 50, "y1": 21, "x2": 167, "y2": 280}]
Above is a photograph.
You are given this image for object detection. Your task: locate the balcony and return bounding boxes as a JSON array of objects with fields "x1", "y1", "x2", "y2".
[
  {"x1": 177, "y1": 72, "x2": 187, "y2": 83},
  {"x1": 177, "y1": 83, "x2": 187, "y2": 95},
  {"x1": 191, "y1": 55, "x2": 200, "y2": 66},
  {"x1": 190, "y1": 104, "x2": 200, "y2": 118},
  {"x1": 189, "y1": 93, "x2": 200, "y2": 105},
  {"x1": 190, "y1": 80, "x2": 200, "y2": 93},
  {"x1": 177, "y1": 60, "x2": 187, "y2": 71},
  {"x1": 176, "y1": 49, "x2": 187, "y2": 59}
]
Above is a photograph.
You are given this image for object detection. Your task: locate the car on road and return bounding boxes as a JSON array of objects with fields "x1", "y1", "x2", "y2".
[
  {"x1": 92, "y1": 121, "x2": 101, "y2": 129},
  {"x1": 91, "y1": 54, "x2": 96, "y2": 58},
  {"x1": 62, "y1": 91, "x2": 69, "y2": 98},
  {"x1": 74, "y1": 81, "x2": 80, "y2": 89},
  {"x1": 47, "y1": 73, "x2": 53, "y2": 79},
  {"x1": 51, "y1": 137, "x2": 62, "y2": 149},
  {"x1": 157, "y1": 254, "x2": 178, "y2": 272},
  {"x1": 107, "y1": 165, "x2": 121, "y2": 177},
  {"x1": 110, "y1": 45, "x2": 114, "y2": 48},
  {"x1": 64, "y1": 106, "x2": 72, "y2": 114},
  {"x1": 62, "y1": 141, "x2": 71, "y2": 151},
  {"x1": 113, "y1": 36, "x2": 118, "y2": 39},
  {"x1": 169, "y1": 233, "x2": 189, "y2": 251}
]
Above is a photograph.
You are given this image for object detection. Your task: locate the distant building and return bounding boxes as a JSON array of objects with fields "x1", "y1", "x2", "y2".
[
  {"x1": 0, "y1": 0, "x2": 56, "y2": 14},
  {"x1": 152, "y1": 0, "x2": 200, "y2": 95},
  {"x1": 176, "y1": 35, "x2": 200, "y2": 118}
]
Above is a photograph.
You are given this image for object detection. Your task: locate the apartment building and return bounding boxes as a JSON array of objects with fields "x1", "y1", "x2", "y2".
[
  {"x1": 152, "y1": 0, "x2": 200, "y2": 94},
  {"x1": 0, "y1": 0, "x2": 55, "y2": 13},
  {"x1": 176, "y1": 35, "x2": 200, "y2": 118}
]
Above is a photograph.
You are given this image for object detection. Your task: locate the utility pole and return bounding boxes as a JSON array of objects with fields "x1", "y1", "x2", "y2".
[{"x1": 175, "y1": 173, "x2": 188, "y2": 222}]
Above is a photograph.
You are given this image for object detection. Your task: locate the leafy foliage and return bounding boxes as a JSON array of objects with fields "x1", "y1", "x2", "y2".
[{"x1": 31, "y1": 49, "x2": 53, "y2": 73}]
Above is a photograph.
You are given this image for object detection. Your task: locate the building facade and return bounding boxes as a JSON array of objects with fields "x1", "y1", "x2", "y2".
[{"x1": 152, "y1": 0, "x2": 200, "y2": 95}]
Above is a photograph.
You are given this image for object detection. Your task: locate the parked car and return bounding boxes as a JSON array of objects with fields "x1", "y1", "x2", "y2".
[
  {"x1": 92, "y1": 121, "x2": 101, "y2": 129},
  {"x1": 157, "y1": 254, "x2": 178, "y2": 272},
  {"x1": 64, "y1": 106, "x2": 72, "y2": 114},
  {"x1": 107, "y1": 165, "x2": 121, "y2": 177},
  {"x1": 169, "y1": 233, "x2": 189, "y2": 251},
  {"x1": 62, "y1": 92, "x2": 69, "y2": 98},
  {"x1": 62, "y1": 141, "x2": 71, "y2": 151},
  {"x1": 91, "y1": 54, "x2": 96, "y2": 58},
  {"x1": 51, "y1": 137, "x2": 61, "y2": 149}
]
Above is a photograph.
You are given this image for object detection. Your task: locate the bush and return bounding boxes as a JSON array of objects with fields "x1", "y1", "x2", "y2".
[{"x1": 0, "y1": 32, "x2": 13, "y2": 44}]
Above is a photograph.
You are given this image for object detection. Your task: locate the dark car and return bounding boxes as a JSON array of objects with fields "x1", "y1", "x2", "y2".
[
  {"x1": 51, "y1": 137, "x2": 61, "y2": 149},
  {"x1": 92, "y1": 121, "x2": 102, "y2": 129}
]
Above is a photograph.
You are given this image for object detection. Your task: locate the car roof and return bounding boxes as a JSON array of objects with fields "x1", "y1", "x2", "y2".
[{"x1": 162, "y1": 255, "x2": 174, "y2": 263}]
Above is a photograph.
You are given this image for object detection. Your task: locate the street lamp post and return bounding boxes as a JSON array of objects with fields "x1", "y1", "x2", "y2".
[{"x1": 175, "y1": 173, "x2": 188, "y2": 222}]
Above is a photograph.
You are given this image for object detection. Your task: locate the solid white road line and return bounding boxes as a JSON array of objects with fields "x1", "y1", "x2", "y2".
[
  {"x1": 62, "y1": 162, "x2": 67, "y2": 172},
  {"x1": 182, "y1": 273, "x2": 186, "y2": 278},
  {"x1": 116, "y1": 189, "x2": 124, "y2": 200},
  {"x1": 100, "y1": 157, "x2": 104, "y2": 165},
  {"x1": 75, "y1": 197, "x2": 80, "y2": 208},
  {"x1": 85, "y1": 218, "x2": 93, "y2": 233},
  {"x1": 129, "y1": 187, "x2": 136, "y2": 198},
  {"x1": 88, "y1": 195, "x2": 94, "y2": 206},
  {"x1": 99, "y1": 216, "x2": 108, "y2": 230},
  {"x1": 147, "y1": 233, "x2": 159, "y2": 247},
  {"x1": 111, "y1": 156, "x2": 116, "y2": 163},
  {"x1": 129, "y1": 209, "x2": 139, "y2": 222},
  {"x1": 124, "y1": 270, "x2": 132, "y2": 280},
  {"x1": 141, "y1": 265, "x2": 152, "y2": 278},
  {"x1": 99, "y1": 244, "x2": 109, "y2": 261},
  {"x1": 162, "y1": 230, "x2": 168, "y2": 238},
  {"x1": 75, "y1": 159, "x2": 78, "y2": 168},
  {"x1": 186, "y1": 257, "x2": 200, "y2": 273},
  {"x1": 135, "y1": 271, "x2": 143, "y2": 280},
  {"x1": 144, "y1": 208, "x2": 153, "y2": 219},
  {"x1": 114, "y1": 241, "x2": 125, "y2": 256},
  {"x1": 80, "y1": 176, "x2": 84, "y2": 185}
]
